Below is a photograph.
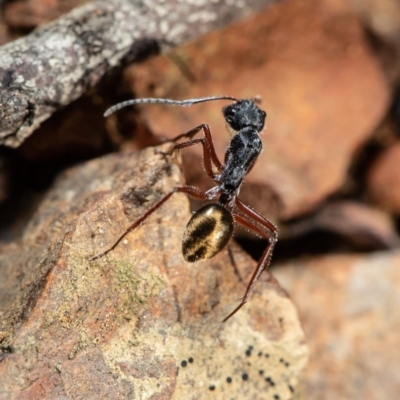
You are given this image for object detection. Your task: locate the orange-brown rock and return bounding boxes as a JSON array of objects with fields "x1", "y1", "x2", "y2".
[
  {"x1": 274, "y1": 251, "x2": 400, "y2": 400},
  {"x1": 3, "y1": 0, "x2": 91, "y2": 29},
  {"x1": 0, "y1": 145, "x2": 307, "y2": 399}
]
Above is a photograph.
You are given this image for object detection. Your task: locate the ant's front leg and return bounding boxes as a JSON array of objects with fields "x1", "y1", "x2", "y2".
[{"x1": 166, "y1": 124, "x2": 224, "y2": 177}]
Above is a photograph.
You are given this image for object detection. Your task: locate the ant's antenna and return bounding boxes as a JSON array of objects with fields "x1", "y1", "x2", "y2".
[{"x1": 104, "y1": 96, "x2": 238, "y2": 117}]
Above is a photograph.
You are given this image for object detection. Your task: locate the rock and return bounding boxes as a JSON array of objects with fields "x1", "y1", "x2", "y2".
[
  {"x1": 3, "y1": 0, "x2": 91, "y2": 29},
  {"x1": 0, "y1": 145, "x2": 307, "y2": 399},
  {"x1": 274, "y1": 251, "x2": 400, "y2": 400},
  {"x1": 367, "y1": 141, "x2": 400, "y2": 214},
  {"x1": 282, "y1": 200, "x2": 400, "y2": 251},
  {"x1": 349, "y1": 0, "x2": 400, "y2": 45},
  {"x1": 121, "y1": 0, "x2": 390, "y2": 220},
  {"x1": 348, "y1": 0, "x2": 400, "y2": 82}
]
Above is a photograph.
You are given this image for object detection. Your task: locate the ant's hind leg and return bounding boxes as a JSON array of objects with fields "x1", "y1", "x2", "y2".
[
  {"x1": 222, "y1": 212, "x2": 278, "y2": 322},
  {"x1": 89, "y1": 186, "x2": 210, "y2": 261}
]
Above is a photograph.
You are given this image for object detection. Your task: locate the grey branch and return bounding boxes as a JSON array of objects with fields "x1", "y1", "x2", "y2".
[{"x1": 0, "y1": 0, "x2": 277, "y2": 148}]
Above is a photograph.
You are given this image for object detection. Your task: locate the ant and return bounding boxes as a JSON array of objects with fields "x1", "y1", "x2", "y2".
[{"x1": 91, "y1": 95, "x2": 278, "y2": 322}]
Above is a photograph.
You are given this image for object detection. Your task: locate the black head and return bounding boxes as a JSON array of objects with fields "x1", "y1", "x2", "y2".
[{"x1": 223, "y1": 100, "x2": 266, "y2": 133}]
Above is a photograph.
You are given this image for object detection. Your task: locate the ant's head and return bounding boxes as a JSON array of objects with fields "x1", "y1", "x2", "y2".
[{"x1": 223, "y1": 100, "x2": 266, "y2": 136}]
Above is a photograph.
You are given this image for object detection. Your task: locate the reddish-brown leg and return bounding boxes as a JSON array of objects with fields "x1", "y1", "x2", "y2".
[
  {"x1": 170, "y1": 124, "x2": 224, "y2": 173},
  {"x1": 222, "y1": 210, "x2": 278, "y2": 322},
  {"x1": 173, "y1": 138, "x2": 217, "y2": 180},
  {"x1": 90, "y1": 186, "x2": 214, "y2": 261},
  {"x1": 235, "y1": 198, "x2": 277, "y2": 233}
]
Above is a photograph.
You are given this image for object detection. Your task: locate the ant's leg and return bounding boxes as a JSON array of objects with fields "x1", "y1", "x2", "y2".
[
  {"x1": 170, "y1": 124, "x2": 224, "y2": 173},
  {"x1": 222, "y1": 212, "x2": 278, "y2": 323},
  {"x1": 173, "y1": 138, "x2": 217, "y2": 180},
  {"x1": 235, "y1": 198, "x2": 277, "y2": 233},
  {"x1": 90, "y1": 186, "x2": 210, "y2": 261}
]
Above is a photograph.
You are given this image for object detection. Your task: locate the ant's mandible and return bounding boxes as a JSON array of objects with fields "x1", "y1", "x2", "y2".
[{"x1": 91, "y1": 95, "x2": 278, "y2": 322}]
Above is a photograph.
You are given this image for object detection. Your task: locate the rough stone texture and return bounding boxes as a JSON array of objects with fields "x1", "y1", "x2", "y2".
[
  {"x1": 123, "y1": 0, "x2": 390, "y2": 220},
  {"x1": 274, "y1": 251, "x2": 400, "y2": 400},
  {"x1": 0, "y1": 145, "x2": 307, "y2": 399},
  {"x1": 367, "y1": 141, "x2": 400, "y2": 214},
  {"x1": 0, "y1": 0, "x2": 277, "y2": 148}
]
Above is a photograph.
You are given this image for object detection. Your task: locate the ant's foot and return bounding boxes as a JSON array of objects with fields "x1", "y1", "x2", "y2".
[{"x1": 155, "y1": 143, "x2": 177, "y2": 158}]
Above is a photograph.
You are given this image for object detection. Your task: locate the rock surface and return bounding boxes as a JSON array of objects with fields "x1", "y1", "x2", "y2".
[
  {"x1": 367, "y1": 141, "x2": 400, "y2": 214},
  {"x1": 282, "y1": 200, "x2": 400, "y2": 251},
  {"x1": 3, "y1": 0, "x2": 400, "y2": 398},
  {"x1": 0, "y1": 146, "x2": 308, "y2": 399},
  {"x1": 3, "y1": 0, "x2": 91, "y2": 29},
  {"x1": 274, "y1": 251, "x2": 400, "y2": 400}
]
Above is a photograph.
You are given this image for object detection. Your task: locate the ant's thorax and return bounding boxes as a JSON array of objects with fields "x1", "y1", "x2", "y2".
[
  {"x1": 219, "y1": 127, "x2": 262, "y2": 199},
  {"x1": 216, "y1": 99, "x2": 265, "y2": 201}
]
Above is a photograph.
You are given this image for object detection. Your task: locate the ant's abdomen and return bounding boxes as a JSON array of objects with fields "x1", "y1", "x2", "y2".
[{"x1": 182, "y1": 204, "x2": 234, "y2": 263}]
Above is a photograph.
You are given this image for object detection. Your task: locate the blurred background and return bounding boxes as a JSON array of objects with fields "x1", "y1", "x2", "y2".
[{"x1": 1, "y1": 0, "x2": 400, "y2": 398}]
